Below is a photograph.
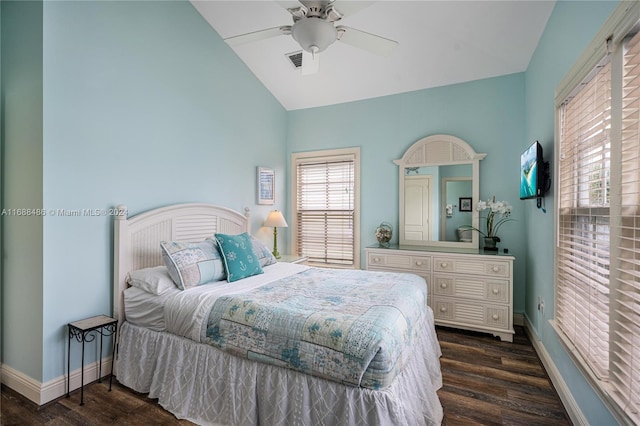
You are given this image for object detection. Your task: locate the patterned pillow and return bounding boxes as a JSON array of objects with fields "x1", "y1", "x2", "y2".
[
  {"x1": 215, "y1": 232, "x2": 264, "y2": 282},
  {"x1": 160, "y1": 239, "x2": 226, "y2": 290},
  {"x1": 250, "y1": 236, "x2": 277, "y2": 267}
]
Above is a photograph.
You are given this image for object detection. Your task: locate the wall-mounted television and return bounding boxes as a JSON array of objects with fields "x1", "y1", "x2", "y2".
[{"x1": 520, "y1": 141, "x2": 545, "y2": 200}]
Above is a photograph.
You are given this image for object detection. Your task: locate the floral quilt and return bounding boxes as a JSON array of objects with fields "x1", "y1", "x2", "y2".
[{"x1": 203, "y1": 268, "x2": 429, "y2": 389}]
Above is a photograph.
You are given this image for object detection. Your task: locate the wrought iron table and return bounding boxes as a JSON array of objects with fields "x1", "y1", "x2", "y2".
[{"x1": 67, "y1": 315, "x2": 118, "y2": 405}]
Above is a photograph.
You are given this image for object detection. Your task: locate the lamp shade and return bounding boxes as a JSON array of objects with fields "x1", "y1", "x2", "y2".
[{"x1": 264, "y1": 210, "x2": 288, "y2": 228}]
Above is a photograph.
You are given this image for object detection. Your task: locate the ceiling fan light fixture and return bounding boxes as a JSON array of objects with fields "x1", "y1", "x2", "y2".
[{"x1": 291, "y1": 18, "x2": 337, "y2": 53}]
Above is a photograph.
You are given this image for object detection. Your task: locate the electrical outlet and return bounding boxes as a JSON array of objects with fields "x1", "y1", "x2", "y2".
[{"x1": 537, "y1": 297, "x2": 545, "y2": 315}]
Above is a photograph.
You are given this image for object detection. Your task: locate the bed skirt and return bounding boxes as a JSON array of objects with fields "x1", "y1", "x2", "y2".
[{"x1": 116, "y1": 318, "x2": 443, "y2": 426}]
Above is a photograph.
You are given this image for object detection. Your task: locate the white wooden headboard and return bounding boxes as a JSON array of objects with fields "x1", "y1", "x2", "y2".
[{"x1": 112, "y1": 203, "x2": 250, "y2": 327}]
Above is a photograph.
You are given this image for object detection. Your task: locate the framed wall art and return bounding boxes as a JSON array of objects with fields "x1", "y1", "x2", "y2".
[
  {"x1": 459, "y1": 197, "x2": 473, "y2": 212},
  {"x1": 257, "y1": 167, "x2": 275, "y2": 205}
]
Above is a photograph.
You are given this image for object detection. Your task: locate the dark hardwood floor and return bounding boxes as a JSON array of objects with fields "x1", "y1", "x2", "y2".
[
  {"x1": 1, "y1": 325, "x2": 570, "y2": 425},
  {"x1": 437, "y1": 326, "x2": 570, "y2": 425}
]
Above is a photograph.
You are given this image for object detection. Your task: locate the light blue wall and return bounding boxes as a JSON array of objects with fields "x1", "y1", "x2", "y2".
[
  {"x1": 1, "y1": 0, "x2": 45, "y2": 381},
  {"x1": 287, "y1": 73, "x2": 527, "y2": 310},
  {"x1": 0, "y1": 1, "x2": 625, "y2": 422},
  {"x1": 0, "y1": 0, "x2": 287, "y2": 383},
  {"x1": 524, "y1": 1, "x2": 618, "y2": 423}
]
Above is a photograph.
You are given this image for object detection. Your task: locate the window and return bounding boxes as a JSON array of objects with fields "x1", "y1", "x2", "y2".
[
  {"x1": 554, "y1": 4, "x2": 640, "y2": 423},
  {"x1": 557, "y1": 58, "x2": 612, "y2": 380},
  {"x1": 291, "y1": 148, "x2": 360, "y2": 268},
  {"x1": 610, "y1": 27, "x2": 640, "y2": 422}
]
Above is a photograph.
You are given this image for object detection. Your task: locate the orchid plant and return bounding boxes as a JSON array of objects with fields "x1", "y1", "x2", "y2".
[{"x1": 475, "y1": 196, "x2": 513, "y2": 240}]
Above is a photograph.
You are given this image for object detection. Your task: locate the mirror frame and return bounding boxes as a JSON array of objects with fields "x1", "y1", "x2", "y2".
[{"x1": 394, "y1": 134, "x2": 486, "y2": 250}]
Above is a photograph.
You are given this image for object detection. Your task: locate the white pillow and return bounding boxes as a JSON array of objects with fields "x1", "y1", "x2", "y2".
[{"x1": 126, "y1": 266, "x2": 177, "y2": 295}]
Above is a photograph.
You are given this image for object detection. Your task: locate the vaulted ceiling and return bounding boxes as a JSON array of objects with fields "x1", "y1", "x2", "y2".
[{"x1": 192, "y1": 1, "x2": 555, "y2": 110}]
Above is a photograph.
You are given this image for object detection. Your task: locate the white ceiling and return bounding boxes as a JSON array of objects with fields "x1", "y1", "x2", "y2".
[{"x1": 191, "y1": 1, "x2": 555, "y2": 111}]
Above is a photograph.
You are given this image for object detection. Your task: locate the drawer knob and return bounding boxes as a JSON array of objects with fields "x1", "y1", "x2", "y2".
[
  {"x1": 440, "y1": 262, "x2": 448, "y2": 268},
  {"x1": 440, "y1": 306, "x2": 447, "y2": 313},
  {"x1": 492, "y1": 288, "x2": 499, "y2": 295},
  {"x1": 440, "y1": 283, "x2": 448, "y2": 289},
  {"x1": 492, "y1": 266, "x2": 500, "y2": 273},
  {"x1": 374, "y1": 257, "x2": 381, "y2": 262},
  {"x1": 416, "y1": 260, "x2": 423, "y2": 266},
  {"x1": 492, "y1": 314, "x2": 499, "y2": 320}
]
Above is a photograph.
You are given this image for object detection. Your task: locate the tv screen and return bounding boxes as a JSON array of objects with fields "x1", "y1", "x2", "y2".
[{"x1": 520, "y1": 141, "x2": 542, "y2": 199}]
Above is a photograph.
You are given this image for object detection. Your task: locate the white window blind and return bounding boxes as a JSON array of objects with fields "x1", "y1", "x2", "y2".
[
  {"x1": 557, "y1": 58, "x2": 612, "y2": 380},
  {"x1": 295, "y1": 157, "x2": 355, "y2": 267},
  {"x1": 555, "y1": 8, "x2": 640, "y2": 421},
  {"x1": 609, "y1": 29, "x2": 640, "y2": 420}
]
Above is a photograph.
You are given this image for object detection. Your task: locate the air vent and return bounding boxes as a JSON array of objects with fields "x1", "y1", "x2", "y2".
[{"x1": 286, "y1": 51, "x2": 303, "y2": 69}]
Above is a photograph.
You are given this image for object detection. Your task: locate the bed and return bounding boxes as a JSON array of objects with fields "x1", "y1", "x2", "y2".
[{"x1": 112, "y1": 203, "x2": 443, "y2": 425}]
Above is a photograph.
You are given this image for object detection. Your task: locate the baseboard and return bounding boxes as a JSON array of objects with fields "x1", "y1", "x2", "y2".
[
  {"x1": 1, "y1": 357, "x2": 113, "y2": 405},
  {"x1": 0, "y1": 364, "x2": 42, "y2": 404},
  {"x1": 513, "y1": 312, "x2": 524, "y2": 326},
  {"x1": 523, "y1": 318, "x2": 587, "y2": 426}
]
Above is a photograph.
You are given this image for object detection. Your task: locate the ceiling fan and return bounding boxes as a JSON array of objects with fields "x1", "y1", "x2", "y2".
[{"x1": 224, "y1": 0, "x2": 398, "y2": 75}]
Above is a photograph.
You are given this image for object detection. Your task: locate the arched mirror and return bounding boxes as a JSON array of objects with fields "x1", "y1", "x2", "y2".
[{"x1": 394, "y1": 134, "x2": 486, "y2": 250}]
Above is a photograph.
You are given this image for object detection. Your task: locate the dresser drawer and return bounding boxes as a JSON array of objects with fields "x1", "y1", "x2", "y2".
[
  {"x1": 433, "y1": 298, "x2": 510, "y2": 330},
  {"x1": 367, "y1": 251, "x2": 431, "y2": 272},
  {"x1": 433, "y1": 274, "x2": 509, "y2": 303},
  {"x1": 433, "y1": 256, "x2": 510, "y2": 278},
  {"x1": 365, "y1": 247, "x2": 514, "y2": 341}
]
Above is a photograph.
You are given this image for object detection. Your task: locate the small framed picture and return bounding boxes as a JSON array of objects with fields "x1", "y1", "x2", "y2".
[
  {"x1": 459, "y1": 197, "x2": 473, "y2": 212},
  {"x1": 257, "y1": 167, "x2": 275, "y2": 205}
]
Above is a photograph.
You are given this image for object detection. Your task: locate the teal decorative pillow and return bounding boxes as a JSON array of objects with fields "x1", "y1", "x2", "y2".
[
  {"x1": 160, "y1": 239, "x2": 226, "y2": 290},
  {"x1": 250, "y1": 235, "x2": 277, "y2": 267},
  {"x1": 215, "y1": 232, "x2": 264, "y2": 282}
]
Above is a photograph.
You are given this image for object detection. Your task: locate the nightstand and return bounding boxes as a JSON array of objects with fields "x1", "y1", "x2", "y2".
[
  {"x1": 67, "y1": 315, "x2": 118, "y2": 405},
  {"x1": 278, "y1": 254, "x2": 309, "y2": 265}
]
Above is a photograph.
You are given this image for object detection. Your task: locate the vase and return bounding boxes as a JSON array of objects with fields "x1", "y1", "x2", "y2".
[
  {"x1": 376, "y1": 222, "x2": 393, "y2": 248},
  {"x1": 484, "y1": 237, "x2": 499, "y2": 251}
]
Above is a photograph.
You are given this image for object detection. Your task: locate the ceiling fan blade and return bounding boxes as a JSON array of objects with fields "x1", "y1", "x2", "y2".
[
  {"x1": 301, "y1": 50, "x2": 320, "y2": 75},
  {"x1": 224, "y1": 26, "x2": 291, "y2": 47},
  {"x1": 331, "y1": 1, "x2": 375, "y2": 18},
  {"x1": 336, "y1": 26, "x2": 397, "y2": 56},
  {"x1": 276, "y1": 1, "x2": 303, "y2": 9}
]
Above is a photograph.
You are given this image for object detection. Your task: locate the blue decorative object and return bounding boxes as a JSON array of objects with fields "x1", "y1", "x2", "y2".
[{"x1": 215, "y1": 232, "x2": 264, "y2": 282}]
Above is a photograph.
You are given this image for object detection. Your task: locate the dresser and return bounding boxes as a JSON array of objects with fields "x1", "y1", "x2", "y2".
[{"x1": 366, "y1": 245, "x2": 515, "y2": 342}]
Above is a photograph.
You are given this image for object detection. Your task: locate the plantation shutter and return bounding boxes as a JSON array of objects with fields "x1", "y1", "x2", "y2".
[
  {"x1": 296, "y1": 158, "x2": 355, "y2": 266},
  {"x1": 609, "y1": 29, "x2": 640, "y2": 421},
  {"x1": 557, "y1": 56, "x2": 612, "y2": 380}
]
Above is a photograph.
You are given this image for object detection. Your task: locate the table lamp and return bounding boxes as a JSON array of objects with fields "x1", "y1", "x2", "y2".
[{"x1": 264, "y1": 210, "x2": 288, "y2": 259}]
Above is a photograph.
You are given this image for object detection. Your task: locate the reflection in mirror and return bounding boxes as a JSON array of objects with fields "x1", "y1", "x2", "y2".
[
  {"x1": 404, "y1": 175, "x2": 432, "y2": 241},
  {"x1": 441, "y1": 176, "x2": 472, "y2": 242},
  {"x1": 402, "y1": 165, "x2": 472, "y2": 242},
  {"x1": 395, "y1": 134, "x2": 486, "y2": 250}
]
